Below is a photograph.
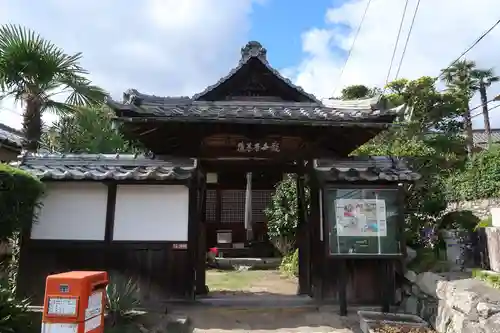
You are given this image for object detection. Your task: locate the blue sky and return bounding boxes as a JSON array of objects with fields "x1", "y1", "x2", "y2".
[
  {"x1": 249, "y1": 0, "x2": 340, "y2": 69},
  {"x1": 0, "y1": 0, "x2": 500, "y2": 129}
]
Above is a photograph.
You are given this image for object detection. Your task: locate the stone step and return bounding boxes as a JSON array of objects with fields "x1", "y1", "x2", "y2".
[{"x1": 196, "y1": 294, "x2": 317, "y2": 309}]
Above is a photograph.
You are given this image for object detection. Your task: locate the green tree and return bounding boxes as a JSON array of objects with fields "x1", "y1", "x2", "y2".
[
  {"x1": 355, "y1": 77, "x2": 467, "y2": 246},
  {"x1": 41, "y1": 106, "x2": 142, "y2": 154},
  {"x1": 0, "y1": 25, "x2": 106, "y2": 151},
  {"x1": 340, "y1": 84, "x2": 381, "y2": 100},
  {"x1": 440, "y1": 60, "x2": 499, "y2": 152},
  {"x1": 447, "y1": 144, "x2": 500, "y2": 201},
  {"x1": 265, "y1": 175, "x2": 309, "y2": 255},
  {"x1": 441, "y1": 60, "x2": 476, "y2": 155}
]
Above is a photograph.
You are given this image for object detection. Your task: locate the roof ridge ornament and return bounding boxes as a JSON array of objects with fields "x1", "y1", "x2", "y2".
[{"x1": 240, "y1": 41, "x2": 267, "y2": 64}]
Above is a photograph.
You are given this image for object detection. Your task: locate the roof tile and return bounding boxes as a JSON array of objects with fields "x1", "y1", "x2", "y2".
[
  {"x1": 315, "y1": 157, "x2": 420, "y2": 182},
  {"x1": 0, "y1": 123, "x2": 23, "y2": 149},
  {"x1": 108, "y1": 100, "x2": 399, "y2": 124},
  {"x1": 11, "y1": 153, "x2": 196, "y2": 181}
]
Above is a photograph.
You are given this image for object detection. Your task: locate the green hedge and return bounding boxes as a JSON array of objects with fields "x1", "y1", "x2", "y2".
[
  {"x1": 0, "y1": 164, "x2": 44, "y2": 240},
  {"x1": 446, "y1": 145, "x2": 500, "y2": 201}
]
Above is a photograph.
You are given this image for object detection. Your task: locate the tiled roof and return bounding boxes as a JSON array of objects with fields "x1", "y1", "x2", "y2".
[
  {"x1": 315, "y1": 157, "x2": 420, "y2": 182},
  {"x1": 191, "y1": 41, "x2": 321, "y2": 103},
  {"x1": 472, "y1": 129, "x2": 500, "y2": 147},
  {"x1": 12, "y1": 153, "x2": 196, "y2": 181},
  {"x1": 108, "y1": 99, "x2": 399, "y2": 125},
  {"x1": 107, "y1": 41, "x2": 402, "y2": 126},
  {"x1": 0, "y1": 123, "x2": 23, "y2": 150}
]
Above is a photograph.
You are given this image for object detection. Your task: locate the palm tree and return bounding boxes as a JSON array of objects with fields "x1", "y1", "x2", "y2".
[
  {"x1": 475, "y1": 68, "x2": 499, "y2": 147},
  {"x1": 441, "y1": 60, "x2": 500, "y2": 152},
  {"x1": 441, "y1": 60, "x2": 476, "y2": 155},
  {"x1": 0, "y1": 25, "x2": 106, "y2": 151}
]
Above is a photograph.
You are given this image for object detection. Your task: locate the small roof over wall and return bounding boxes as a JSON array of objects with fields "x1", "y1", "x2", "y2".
[
  {"x1": 0, "y1": 123, "x2": 23, "y2": 152},
  {"x1": 12, "y1": 153, "x2": 196, "y2": 181},
  {"x1": 315, "y1": 157, "x2": 421, "y2": 182}
]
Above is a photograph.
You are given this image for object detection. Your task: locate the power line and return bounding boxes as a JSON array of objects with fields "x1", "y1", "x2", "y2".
[
  {"x1": 469, "y1": 97, "x2": 497, "y2": 114},
  {"x1": 470, "y1": 104, "x2": 500, "y2": 119},
  {"x1": 394, "y1": 0, "x2": 421, "y2": 80},
  {"x1": 383, "y1": 0, "x2": 410, "y2": 89},
  {"x1": 331, "y1": 0, "x2": 373, "y2": 97},
  {"x1": 437, "y1": 18, "x2": 500, "y2": 81}
]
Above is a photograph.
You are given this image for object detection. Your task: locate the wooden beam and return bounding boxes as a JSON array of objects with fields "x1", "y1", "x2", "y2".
[
  {"x1": 338, "y1": 259, "x2": 348, "y2": 316},
  {"x1": 196, "y1": 170, "x2": 208, "y2": 295},
  {"x1": 187, "y1": 172, "x2": 199, "y2": 300},
  {"x1": 104, "y1": 183, "x2": 117, "y2": 269},
  {"x1": 379, "y1": 260, "x2": 393, "y2": 312},
  {"x1": 307, "y1": 159, "x2": 323, "y2": 299},
  {"x1": 296, "y1": 164, "x2": 309, "y2": 295},
  {"x1": 104, "y1": 183, "x2": 117, "y2": 244}
]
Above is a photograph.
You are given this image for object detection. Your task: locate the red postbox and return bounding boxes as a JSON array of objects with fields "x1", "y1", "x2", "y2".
[{"x1": 41, "y1": 271, "x2": 108, "y2": 333}]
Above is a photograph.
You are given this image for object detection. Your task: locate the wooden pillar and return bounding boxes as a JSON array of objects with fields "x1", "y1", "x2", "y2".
[
  {"x1": 296, "y1": 163, "x2": 309, "y2": 295},
  {"x1": 104, "y1": 183, "x2": 117, "y2": 269},
  {"x1": 187, "y1": 172, "x2": 199, "y2": 300},
  {"x1": 196, "y1": 171, "x2": 208, "y2": 295},
  {"x1": 307, "y1": 159, "x2": 322, "y2": 299},
  {"x1": 338, "y1": 259, "x2": 348, "y2": 316},
  {"x1": 379, "y1": 260, "x2": 393, "y2": 312}
]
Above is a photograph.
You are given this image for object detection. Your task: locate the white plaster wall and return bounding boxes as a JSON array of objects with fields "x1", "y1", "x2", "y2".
[
  {"x1": 31, "y1": 182, "x2": 108, "y2": 240},
  {"x1": 113, "y1": 185, "x2": 189, "y2": 241}
]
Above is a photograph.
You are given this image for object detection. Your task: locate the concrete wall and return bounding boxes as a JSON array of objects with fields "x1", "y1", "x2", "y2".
[{"x1": 401, "y1": 270, "x2": 500, "y2": 333}]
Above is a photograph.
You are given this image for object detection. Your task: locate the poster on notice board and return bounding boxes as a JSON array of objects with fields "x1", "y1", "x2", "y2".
[{"x1": 335, "y1": 199, "x2": 387, "y2": 237}]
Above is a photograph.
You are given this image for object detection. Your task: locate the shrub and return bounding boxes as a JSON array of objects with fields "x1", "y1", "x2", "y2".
[
  {"x1": 279, "y1": 249, "x2": 299, "y2": 277},
  {"x1": 0, "y1": 279, "x2": 33, "y2": 333},
  {"x1": 0, "y1": 164, "x2": 44, "y2": 240},
  {"x1": 105, "y1": 274, "x2": 141, "y2": 333},
  {"x1": 265, "y1": 175, "x2": 309, "y2": 255},
  {"x1": 446, "y1": 145, "x2": 500, "y2": 201}
]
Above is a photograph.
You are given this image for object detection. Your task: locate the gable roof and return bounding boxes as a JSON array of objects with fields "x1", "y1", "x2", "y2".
[
  {"x1": 191, "y1": 41, "x2": 320, "y2": 103},
  {"x1": 107, "y1": 41, "x2": 403, "y2": 127},
  {"x1": 0, "y1": 123, "x2": 23, "y2": 151}
]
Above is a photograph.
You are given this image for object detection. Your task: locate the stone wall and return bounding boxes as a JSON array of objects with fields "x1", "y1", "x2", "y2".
[
  {"x1": 486, "y1": 228, "x2": 500, "y2": 273},
  {"x1": 401, "y1": 271, "x2": 500, "y2": 333},
  {"x1": 447, "y1": 199, "x2": 500, "y2": 220}
]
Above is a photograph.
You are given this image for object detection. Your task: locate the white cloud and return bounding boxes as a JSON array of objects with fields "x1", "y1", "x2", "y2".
[
  {"x1": 289, "y1": 0, "x2": 500, "y2": 128},
  {"x1": 0, "y1": 0, "x2": 261, "y2": 128}
]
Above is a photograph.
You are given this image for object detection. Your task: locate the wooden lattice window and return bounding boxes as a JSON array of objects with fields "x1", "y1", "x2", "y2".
[
  {"x1": 252, "y1": 190, "x2": 273, "y2": 223},
  {"x1": 205, "y1": 189, "x2": 217, "y2": 222},
  {"x1": 221, "y1": 190, "x2": 245, "y2": 224}
]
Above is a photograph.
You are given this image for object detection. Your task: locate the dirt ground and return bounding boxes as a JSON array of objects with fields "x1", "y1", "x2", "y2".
[
  {"x1": 205, "y1": 269, "x2": 299, "y2": 296},
  {"x1": 187, "y1": 306, "x2": 361, "y2": 333}
]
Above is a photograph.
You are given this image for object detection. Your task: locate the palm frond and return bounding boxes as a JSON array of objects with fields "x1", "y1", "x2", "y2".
[{"x1": 0, "y1": 24, "x2": 107, "y2": 149}]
